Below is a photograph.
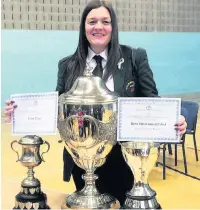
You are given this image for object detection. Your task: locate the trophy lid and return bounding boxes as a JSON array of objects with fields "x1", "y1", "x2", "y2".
[
  {"x1": 18, "y1": 135, "x2": 44, "y2": 145},
  {"x1": 59, "y1": 70, "x2": 118, "y2": 105}
]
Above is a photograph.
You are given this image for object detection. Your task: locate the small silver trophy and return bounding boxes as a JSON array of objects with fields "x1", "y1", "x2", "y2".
[
  {"x1": 11, "y1": 135, "x2": 50, "y2": 209},
  {"x1": 120, "y1": 142, "x2": 161, "y2": 209}
]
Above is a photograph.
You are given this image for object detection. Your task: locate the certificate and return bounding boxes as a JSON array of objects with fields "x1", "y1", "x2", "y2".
[
  {"x1": 11, "y1": 92, "x2": 58, "y2": 135},
  {"x1": 117, "y1": 97, "x2": 181, "y2": 142}
]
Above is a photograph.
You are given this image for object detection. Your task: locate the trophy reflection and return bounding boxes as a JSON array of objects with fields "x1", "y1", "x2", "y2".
[
  {"x1": 57, "y1": 71, "x2": 120, "y2": 209},
  {"x1": 120, "y1": 142, "x2": 161, "y2": 209},
  {"x1": 11, "y1": 135, "x2": 50, "y2": 210}
]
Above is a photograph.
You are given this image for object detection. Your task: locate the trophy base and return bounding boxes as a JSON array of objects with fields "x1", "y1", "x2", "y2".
[
  {"x1": 13, "y1": 188, "x2": 50, "y2": 210},
  {"x1": 61, "y1": 193, "x2": 120, "y2": 209},
  {"x1": 122, "y1": 195, "x2": 161, "y2": 209}
]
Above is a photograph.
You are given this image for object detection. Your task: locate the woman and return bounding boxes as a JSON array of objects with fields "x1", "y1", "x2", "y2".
[{"x1": 5, "y1": 0, "x2": 187, "y2": 205}]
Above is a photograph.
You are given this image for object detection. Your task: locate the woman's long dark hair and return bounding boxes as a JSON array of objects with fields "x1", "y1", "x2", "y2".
[{"x1": 66, "y1": 0, "x2": 121, "y2": 89}]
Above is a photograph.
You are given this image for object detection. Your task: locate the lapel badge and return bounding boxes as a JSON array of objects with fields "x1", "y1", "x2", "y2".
[
  {"x1": 126, "y1": 81, "x2": 135, "y2": 92},
  {"x1": 117, "y1": 58, "x2": 124, "y2": 69}
]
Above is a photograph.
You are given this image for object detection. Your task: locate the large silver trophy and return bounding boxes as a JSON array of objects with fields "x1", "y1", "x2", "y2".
[
  {"x1": 57, "y1": 71, "x2": 120, "y2": 209},
  {"x1": 120, "y1": 142, "x2": 161, "y2": 209},
  {"x1": 11, "y1": 135, "x2": 50, "y2": 209}
]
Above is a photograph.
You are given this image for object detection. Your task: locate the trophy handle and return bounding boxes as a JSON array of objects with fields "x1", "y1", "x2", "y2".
[
  {"x1": 40, "y1": 141, "x2": 50, "y2": 162},
  {"x1": 11, "y1": 140, "x2": 20, "y2": 162}
]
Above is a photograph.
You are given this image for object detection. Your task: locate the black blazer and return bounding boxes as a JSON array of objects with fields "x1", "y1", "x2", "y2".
[{"x1": 56, "y1": 45, "x2": 158, "y2": 181}]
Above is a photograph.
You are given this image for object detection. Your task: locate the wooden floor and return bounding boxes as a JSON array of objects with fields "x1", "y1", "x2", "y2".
[{"x1": 1, "y1": 118, "x2": 200, "y2": 209}]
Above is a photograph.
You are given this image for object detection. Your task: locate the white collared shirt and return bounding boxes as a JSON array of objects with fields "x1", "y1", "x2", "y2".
[{"x1": 86, "y1": 47, "x2": 114, "y2": 91}]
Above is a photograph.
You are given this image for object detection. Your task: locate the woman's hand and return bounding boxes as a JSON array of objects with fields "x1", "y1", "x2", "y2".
[
  {"x1": 4, "y1": 100, "x2": 17, "y2": 123},
  {"x1": 175, "y1": 115, "x2": 187, "y2": 136}
]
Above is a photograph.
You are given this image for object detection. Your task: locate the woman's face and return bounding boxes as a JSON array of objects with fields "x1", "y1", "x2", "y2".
[{"x1": 85, "y1": 6, "x2": 112, "y2": 53}]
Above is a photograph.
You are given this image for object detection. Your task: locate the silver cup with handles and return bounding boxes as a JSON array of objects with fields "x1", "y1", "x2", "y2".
[
  {"x1": 11, "y1": 135, "x2": 50, "y2": 210},
  {"x1": 57, "y1": 69, "x2": 120, "y2": 209}
]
